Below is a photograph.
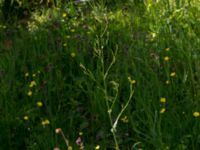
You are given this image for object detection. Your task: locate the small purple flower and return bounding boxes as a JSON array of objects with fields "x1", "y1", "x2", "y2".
[{"x1": 76, "y1": 137, "x2": 82, "y2": 146}]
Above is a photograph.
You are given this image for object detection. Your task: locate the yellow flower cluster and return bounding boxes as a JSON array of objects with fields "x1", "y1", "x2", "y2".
[
  {"x1": 42, "y1": 119, "x2": 50, "y2": 126},
  {"x1": 193, "y1": 112, "x2": 200, "y2": 117},
  {"x1": 160, "y1": 97, "x2": 166, "y2": 103},
  {"x1": 29, "y1": 80, "x2": 36, "y2": 88},
  {"x1": 160, "y1": 108, "x2": 166, "y2": 114},
  {"x1": 24, "y1": 116, "x2": 29, "y2": 120},
  {"x1": 27, "y1": 90, "x2": 32, "y2": 96},
  {"x1": 121, "y1": 115, "x2": 129, "y2": 123},
  {"x1": 163, "y1": 48, "x2": 170, "y2": 62},
  {"x1": 36, "y1": 101, "x2": 43, "y2": 107},
  {"x1": 128, "y1": 76, "x2": 136, "y2": 84},
  {"x1": 95, "y1": 145, "x2": 100, "y2": 150},
  {"x1": 79, "y1": 132, "x2": 83, "y2": 136},
  {"x1": 23, "y1": 70, "x2": 48, "y2": 127},
  {"x1": 68, "y1": 146, "x2": 73, "y2": 150},
  {"x1": 26, "y1": 71, "x2": 40, "y2": 96},
  {"x1": 62, "y1": 12, "x2": 67, "y2": 18},
  {"x1": 170, "y1": 72, "x2": 176, "y2": 77},
  {"x1": 165, "y1": 80, "x2": 170, "y2": 85},
  {"x1": 32, "y1": 73, "x2": 36, "y2": 77},
  {"x1": 71, "y1": 52, "x2": 76, "y2": 58},
  {"x1": 165, "y1": 48, "x2": 170, "y2": 51},
  {"x1": 160, "y1": 97, "x2": 167, "y2": 114},
  {"x1": 164, "y1": 56, "x2": 170, "y2": 61},
  {"x1": 162, "y1": 47, "x2": 176, "y2": 85}
]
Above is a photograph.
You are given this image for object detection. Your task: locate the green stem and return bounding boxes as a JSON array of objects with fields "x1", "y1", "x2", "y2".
[{"x1": 101, "y1": 49, "x2": 119, "y2": 150}]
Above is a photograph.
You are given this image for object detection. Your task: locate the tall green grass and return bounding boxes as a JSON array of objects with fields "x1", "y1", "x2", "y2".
[{"x1": 1, "y1": 0, "x2": 200, "y2": 149}]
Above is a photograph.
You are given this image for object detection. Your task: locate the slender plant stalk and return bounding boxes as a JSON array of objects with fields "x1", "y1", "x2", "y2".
[
  {"x1": 101, "y1": 49, "x2": 120, "y2": 150},
  {"x1": 100, "y1": 46, "x2": 134, "y2": 150}
]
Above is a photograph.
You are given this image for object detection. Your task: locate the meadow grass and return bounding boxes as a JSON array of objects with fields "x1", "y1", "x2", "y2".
[{"x1": 1, "y1": 0, "x2": 200, "y2": 149}]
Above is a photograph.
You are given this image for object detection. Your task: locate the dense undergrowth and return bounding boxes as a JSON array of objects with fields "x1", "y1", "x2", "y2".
[{"x1": 1, "y1": 0, "x2": 200, "y2": 149}]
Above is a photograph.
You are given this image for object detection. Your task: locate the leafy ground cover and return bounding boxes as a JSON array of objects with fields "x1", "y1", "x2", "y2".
[{"x1": 1, "y1": 0, "x2": 200, "y2": 149}]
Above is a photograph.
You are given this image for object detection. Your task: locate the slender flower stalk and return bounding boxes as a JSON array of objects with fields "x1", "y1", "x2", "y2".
[{"x1": 55, "y1": 128, "x2": 70, "y2": 148}]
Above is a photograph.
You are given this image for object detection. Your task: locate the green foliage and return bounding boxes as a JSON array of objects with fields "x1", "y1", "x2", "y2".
[
  {"x1": 0, "y1": 0, "x2": 63, "y2": 23},
  {"x1": 1, "y1": 0, "x2": 200, "y2": 149}
]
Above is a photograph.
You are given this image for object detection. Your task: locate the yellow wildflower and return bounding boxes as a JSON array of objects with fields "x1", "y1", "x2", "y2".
[
  {"x1": 193, "y1": 112, "x2": 200, "y2": 117},
  {"x1": 71, "y1": 52, "x2": 76, "y2": 58},
  {"x1": 128, "y1": 76, "x2": 136, "y2": 84},
  {"x1": 24, "y1": 116, "x2": 29, "y2": 120},
  {"x1": 27, "y1": 90, "x2": 32, "y2": 96},
  {"x1": 44, "y1": 119, "x2": 50, "y2": 125},
  {"x1": 62, "y1": 12, "x2": 67, "y2": 18},
  {"x1": 29, "y1": 80, "x2": 36, "y2": 88},
  {"x1": 164, "y1": 56, "x2": 170, "y2": 61},
  {"x1": 165, "y1": 80, "x2": 170, "y2": 84},
  {"x1": 68, "y1": 146, "x2": 73, "y2": 150},
  {"x1": 32, "y1": 73, "x2": 36, "y2": 77},
  {"x1": 121, "y1": 116, "x2": 129, "y2": 123},
  {"x1": 160, "y1": 97, "x2": 166, "y2": 103},
  {"x1": 95, "y1": 145, "x2": 100, "y2": 150},
  {"x1": 170, "y1": 72, "x2": 176, "y2": 77},
  {"x1": 42, "y1": 119, "x2": 50, "y2": 125},
  {"x1": 79, "y1": 132, "x2": 83, "y2": 136},
  {"x1": 160, "y1": 108, "x2": 166, "y2": 114},
  {"x1": 165, "y1": 48, "x2": 170, "y2": 51},
  {"x1": 36, "y1": 101, "x2": 43, "y2": 107}
]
